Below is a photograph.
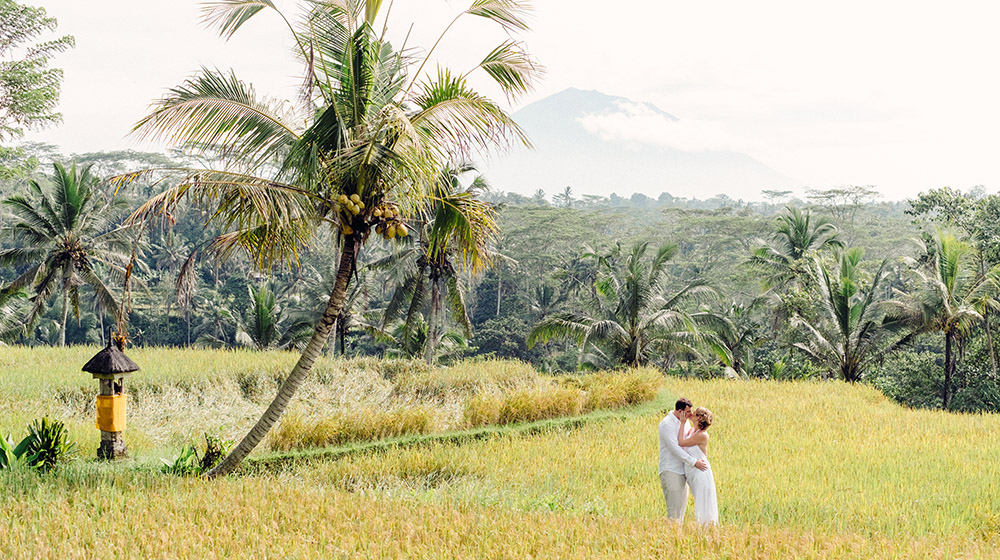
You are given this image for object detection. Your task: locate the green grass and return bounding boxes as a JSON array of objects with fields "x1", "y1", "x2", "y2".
[{"x1": 3, "y1": 348, "x2": 1000, "y2": 558}]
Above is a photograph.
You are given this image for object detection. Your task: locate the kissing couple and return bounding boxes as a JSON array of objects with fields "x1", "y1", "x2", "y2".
[{"x1": 658, "y1": 397, "x2": 718, "y2": 525}]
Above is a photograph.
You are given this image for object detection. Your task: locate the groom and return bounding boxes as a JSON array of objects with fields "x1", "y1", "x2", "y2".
[{"x1": 658, "y1": 397, "x2": 708, "y2": 521}]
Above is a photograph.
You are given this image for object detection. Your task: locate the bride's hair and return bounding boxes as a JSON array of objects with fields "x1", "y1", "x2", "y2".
[{"x1": 694, "y1": 407, "x2": 713, "y2": 430}]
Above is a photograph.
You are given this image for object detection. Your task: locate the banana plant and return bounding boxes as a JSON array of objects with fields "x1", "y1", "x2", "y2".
[{"x1": 0, "y1": 433, "x2": 40, "y2": 471}]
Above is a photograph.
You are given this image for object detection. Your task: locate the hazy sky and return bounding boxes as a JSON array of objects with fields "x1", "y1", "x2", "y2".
[{"x1": 20, "y1": 0, "x2": 1000, "y2": 200}]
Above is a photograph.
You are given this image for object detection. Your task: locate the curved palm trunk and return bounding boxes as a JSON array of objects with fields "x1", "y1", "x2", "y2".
[
  {"x1": 206, "y1": 236, "x2": 356, "y2": 478},
  {"x1": 424, "y1": 277, "x2": 441, "y2": 365},
  {"x1": 943, "y1": 329, "x2": 954, "y2": 409}
]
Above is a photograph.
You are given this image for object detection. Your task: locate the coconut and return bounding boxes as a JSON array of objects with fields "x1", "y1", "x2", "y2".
[
  {"x1": 337, "y1": 194, "x2": 349, "y2": 205},
  {"x1": 373, "y1": 207, "x2": 383, "y2": 218},
  {"x1": 386, "y1": 224, "x2": 396, "y2": 239},
  {"x1": 350, "y1": 205, "x2": 360, "y2": 215},
  {"x1": 396, "y1": 223, "x2": 408, "y2": 237},
  {"x1": 350, "y1": 194, "x2": 361, "y2": 203},
  {"x1": 356, "y1": 200, "x2": 365, "y2": 210}
]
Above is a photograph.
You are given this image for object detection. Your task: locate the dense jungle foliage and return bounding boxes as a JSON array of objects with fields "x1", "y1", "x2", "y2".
[{"x1": 1, "y1": 147, "x2": 998, "y2": 413}]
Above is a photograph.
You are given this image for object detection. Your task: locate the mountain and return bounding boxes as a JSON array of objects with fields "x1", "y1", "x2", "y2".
[{"x1": 482, "y1": 88, "x2": 803, "y2": 200}]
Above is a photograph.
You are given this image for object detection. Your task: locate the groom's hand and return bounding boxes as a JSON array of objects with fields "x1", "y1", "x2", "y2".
[{"x1": 694, "y1": 459, "x2": 708, "y2": 471}]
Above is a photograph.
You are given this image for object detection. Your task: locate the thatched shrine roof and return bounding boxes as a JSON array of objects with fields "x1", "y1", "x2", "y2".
[{"x1": 82, "y1": 344, "x2": 139, "y2": 375}]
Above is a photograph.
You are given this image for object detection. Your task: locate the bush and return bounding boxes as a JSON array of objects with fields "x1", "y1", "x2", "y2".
[
  {"x1": 0, "y1": 418, "x2": 76, "y2": 472},
  {"x1": 200, "y1": 431, "x2": 233, "y2": 472},
  {"x1": 161, "y1": 445, "x2": 200, "y2": 476},
  {"x1": 24, "y1": 418, "x2": 76, "y2": 472},
  {"x1": 869, "y1": 349, "x2": 944, "y2": 410},
  {"x1": 161, "y1": 431, "x2": 235, "y2": 476}
]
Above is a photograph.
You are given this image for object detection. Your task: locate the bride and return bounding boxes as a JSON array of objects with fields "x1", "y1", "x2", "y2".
[{"x1": 677, "y1": 406, "x2": 718, "y2": 525}]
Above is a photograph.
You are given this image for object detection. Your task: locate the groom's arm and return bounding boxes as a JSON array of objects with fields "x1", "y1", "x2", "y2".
[{"x1": 659, "y1": 417, "x2": 696, "y2": 467}]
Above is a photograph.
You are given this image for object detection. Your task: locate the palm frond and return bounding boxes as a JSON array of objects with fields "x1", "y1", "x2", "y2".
[
  {"x1": 412, "y1": 68, "x2": 530, "y2": 159},
  {"x1": 473, "y1": 40, "x2": 540, "y2": 100},
  {"x1": 527, "y1": 312, "x2": 591, "y2": 348},
  {"x1": 466, "y1": 0, "x2": 532, "y2": 33},
  {"x1": 200, "y1": 0, "x2": 279, "y2": 40},
  {"x1": 133, "y1": 68, "x2": 301, "y2": 171}
]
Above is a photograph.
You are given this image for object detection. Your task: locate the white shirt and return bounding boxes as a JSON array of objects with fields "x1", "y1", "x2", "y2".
[{"x1": 659, "y1": 412, "x2": 696, "y2": 475}]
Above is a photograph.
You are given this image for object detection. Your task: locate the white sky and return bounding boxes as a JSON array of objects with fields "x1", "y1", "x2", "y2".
[{"x1": 20, "y1": 0, "x2": 1000, "y2": 200}]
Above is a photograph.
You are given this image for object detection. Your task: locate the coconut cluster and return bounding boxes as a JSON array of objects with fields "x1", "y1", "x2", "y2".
[
  {"x1": 336, "y1": 193, "x2": 407, "y2": 240},
  {"x1": 373, "y1": 202, "x2": 408, "y2": 240}
]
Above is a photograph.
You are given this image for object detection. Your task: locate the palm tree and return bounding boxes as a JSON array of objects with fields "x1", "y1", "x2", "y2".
[
  {"x1": 748, "y1": 206, "x2": 843, "y2": 288},
  {"x1": 703, "y1": 298, "x2": 767, "y2": 378},
  {"x1": 378, "y1": 164, "x2": 497, "y2": 364},
  {"x1": 792, "y1": 248, "x2": 917, "y2": 383},
  {"x1": 555, "y1": 185, "x2": 573, "y2": 208},
  {"x1": 191, "y1": 290, "x2": 238, "y2": 347},
  {"x1": 528, "y1": 241, "x2": 718, "y2": 368},
  {"x1": 0, "y1": 161, "x2": 130, "y2": 345},
  {"x1": 0, "y1": 288, "x2": 27, "y2": 341},
  {"x1": 288, "y1": 266, "x2": 384, "y2": 356},
  {"x1": 124, "y1": 0, "x2": 539, "y2": 476},
  {"x1": 235, "y1": 284, "x2": 312, "y2": 350},
  {"x1": 149, "y1": 233, "x2": 191, "y2": 342},
  {"x1": 908, "y1": 232, "x2": 1000, "y2": 408}
]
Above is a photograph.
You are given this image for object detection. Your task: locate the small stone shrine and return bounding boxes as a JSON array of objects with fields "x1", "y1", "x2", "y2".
[{"x1": 82, "y1": 334, "x2": 139, "y2": 459}]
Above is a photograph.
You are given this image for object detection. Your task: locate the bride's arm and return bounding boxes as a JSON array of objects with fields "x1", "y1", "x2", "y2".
[{"x1": 677, "y1": 419, "x2": 707, "y2": 446}]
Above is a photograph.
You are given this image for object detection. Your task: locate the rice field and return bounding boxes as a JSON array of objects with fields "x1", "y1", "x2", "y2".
[
  {"x1": 0, "y1": 347, "x2": 657, "y2": 456},
  {"x1": 2, "y1": 348, "x2": 999, "y2": 558}
]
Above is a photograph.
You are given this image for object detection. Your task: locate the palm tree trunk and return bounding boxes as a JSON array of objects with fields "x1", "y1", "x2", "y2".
[
  {"x1": 206, "y1": 236, "x2": 356, "y2": 478},
  {"x1": 980, "y1": 258, "x2": 997, "y2": 376},
  {"x1": 59, "y1": 288, "x2": 69, "y2": 347},
  {"x1": 495, "y1": 273, "x2": 501, "y2": 317},
  {"x1": 164, "y1": 299, "x2": 171, "y2": 344},
  {"x1": 985, "y1": 309, "x2": 998, "y2": 376},
  {"x1": 425, "y1": 277, "x2": 441, "y2": 365},
  {"x1": 943, "y1": 329, "x2": 954, "y2": 409}
]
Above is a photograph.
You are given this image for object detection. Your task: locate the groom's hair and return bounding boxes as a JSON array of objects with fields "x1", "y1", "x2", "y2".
[{"x1": 674, "y1": 398, "x2": 692, "y2": 411}]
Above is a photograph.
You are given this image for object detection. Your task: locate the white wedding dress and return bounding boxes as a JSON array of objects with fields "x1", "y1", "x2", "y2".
[{"x1": 683, "y1": 444, "x2": 719, "y2": 525}]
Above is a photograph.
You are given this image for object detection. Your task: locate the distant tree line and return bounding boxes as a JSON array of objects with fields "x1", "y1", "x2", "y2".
[{"x1": 2, "y1": 147, "x2": 999, "y2": 413}]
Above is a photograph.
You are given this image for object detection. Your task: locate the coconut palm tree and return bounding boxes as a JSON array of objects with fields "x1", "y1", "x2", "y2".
[
  {"x1": 0, "y1": 161, "x2": 131, "y2": 345},
  {"x1": 907, "y1": 232, "x2": 1000, "y2": 408},
  {"x1": 191, "y1": 290, "x2": 238, "y2": 347},
  {"x1": 792, "y1": 248, "x2": 918, "y2": 383},
  {"x1": 702, "y1": 298, "x2": 767, "y2": 378},
  {"x1": 123, "y1": 0, "x2": 539, "y2": 476},
  {"x1": 149, "y1": 233, "x2": 191, "y2": 342},
  {"x1": 235, "y1": 283, "x2": 312, "y2": 350},
  {"x1": 527, "y1": 241, "x2": 718, "y2": 368},
  {"x1": 0, "y1": 288, "x2": 27, "y2": 341},
  {"x1": 377, "y1": 164, "x2": 497, "y2": 364},
  {"x1": 748, "y1": 206, "x2": 843, "y2": 288}
]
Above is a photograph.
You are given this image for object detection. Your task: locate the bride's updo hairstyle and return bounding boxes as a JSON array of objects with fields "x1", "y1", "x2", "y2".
[{"x1": 694, "y1": 407, "x2": 713, "y2": 430}]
